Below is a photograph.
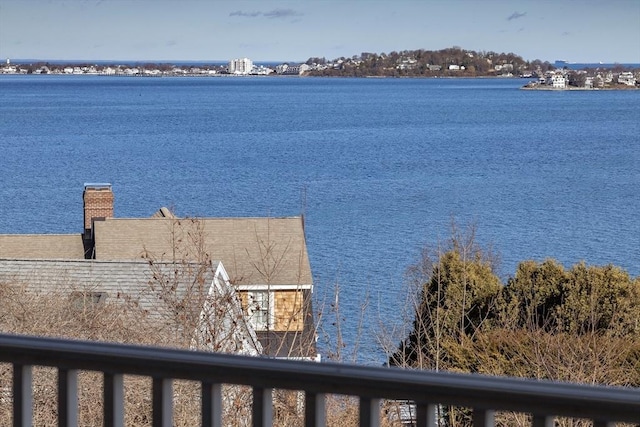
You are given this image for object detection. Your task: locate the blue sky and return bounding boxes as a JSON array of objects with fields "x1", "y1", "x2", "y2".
[{"x1": 1, "y1": 0, "x2": 639, "y2": 63}]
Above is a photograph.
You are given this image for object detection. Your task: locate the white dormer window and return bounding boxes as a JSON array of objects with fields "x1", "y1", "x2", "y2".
[{"x1": 246, "y1": 291, "x2": 273, "y2": 331}]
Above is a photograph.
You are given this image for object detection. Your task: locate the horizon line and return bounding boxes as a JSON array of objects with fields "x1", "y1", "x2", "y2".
[
  {"x1": 5, "y1": 58, "x2": 640, "y2": 68},
  {"x1": 5, "y1": 58, "x2": 305, "y2": 65}
]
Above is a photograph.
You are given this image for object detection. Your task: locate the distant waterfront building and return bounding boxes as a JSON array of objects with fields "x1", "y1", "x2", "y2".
[
  {"x1": 2, "y1": 58, "x2": 16, "y2": 74},
  {"x1": 547, "y1": 72, "x2": 567, "y2": 88},
  {"x1": 275, "y1": 63, "x2": 310, "y2": 75},
  {"x1": 228, "y1": 58, "x2": 253, "y2": 75},
  {"x1": 275, "y1": 63, "x2": 289, "y2": 74},
  {"x1": 618, "y1": 72, "x2": 636, "y2": 86}
]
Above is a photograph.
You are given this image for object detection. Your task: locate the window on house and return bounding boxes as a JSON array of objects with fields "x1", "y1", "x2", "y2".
[{"x1": 246, "y1": 291, "x2": 271, "y2": 331}]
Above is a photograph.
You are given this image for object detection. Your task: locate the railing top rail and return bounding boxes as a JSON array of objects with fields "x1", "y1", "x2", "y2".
[{"x1": 0, "y1": 333, "x2": 638, "y2": 422}]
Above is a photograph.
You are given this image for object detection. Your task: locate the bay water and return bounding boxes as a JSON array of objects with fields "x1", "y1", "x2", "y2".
[{"x1": 1, "y1": 75, "x2": 639, "y2": 363}]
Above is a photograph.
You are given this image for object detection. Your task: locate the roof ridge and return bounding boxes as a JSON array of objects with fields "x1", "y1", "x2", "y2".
[
  {"x1": 0, "y1": 258, "x2": 221, "y2": 265},
  {"x1": 106, "y1": 216, "x2": 303, "y2": 221}
]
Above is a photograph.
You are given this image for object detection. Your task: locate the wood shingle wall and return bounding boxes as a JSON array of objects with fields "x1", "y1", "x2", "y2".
[{"x1": 274, "y1": 290, "x2": 304, "y2": 331}]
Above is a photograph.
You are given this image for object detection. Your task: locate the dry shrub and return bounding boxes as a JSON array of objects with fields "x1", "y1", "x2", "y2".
[
  {"x1": 326, "y1": 394, "x2": 359, "y2": 427},
  {"x1": 220, "y1": 385, "x2": 252, "y2": 427},
  {"x1": 0, "y1": 281, "x2": 157, "y2": 426},
  {"x1": 272, "y1": 389, "x2": 303, "y2": 426},
  {"x1": 0, "y1": 363, "x2": 11, "y2": 426}
]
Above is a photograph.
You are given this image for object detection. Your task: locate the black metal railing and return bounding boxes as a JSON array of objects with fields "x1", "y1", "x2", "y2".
[{"x1": 0, "y1": 333, "x2": 638, "y2": 427}]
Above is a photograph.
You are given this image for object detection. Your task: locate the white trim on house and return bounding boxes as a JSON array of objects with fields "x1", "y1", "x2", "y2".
[
  {"x1": 194, "y1": 262, "x2": 263, "y2": 355},
  {"x1": 235, "y1": 283, "x2": 312, "y2": 291},
  {"x1": 245, "y1": 290, "x2": 275, "y2": 331}
]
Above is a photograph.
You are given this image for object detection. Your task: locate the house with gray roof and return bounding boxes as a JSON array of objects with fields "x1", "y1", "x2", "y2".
[
  {"x1": 0, "y1": 184, "x2": 317, "y2": 359},
  {"x1": 0, "y1": 258, "x2": 261, "y2": 355}
]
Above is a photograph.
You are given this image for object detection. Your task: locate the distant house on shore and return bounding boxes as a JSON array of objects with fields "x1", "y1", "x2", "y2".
[
  {"x1": 546, "y1": 72, "x2": 567, "y2": 88},
  {"x1": 275, "y1": 63, "x2": 311, "y2": 75},
  {"x1": 0, "y1": 184, "x2": 318, "y2": 360},
  {"x1": 618, "y1": 72, "x2": 637, "y2": 86}
]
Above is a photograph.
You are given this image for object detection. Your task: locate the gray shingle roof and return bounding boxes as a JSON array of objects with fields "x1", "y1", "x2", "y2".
[{"x1": 0, "y1": 258, "x2": 207, "y2": 312}]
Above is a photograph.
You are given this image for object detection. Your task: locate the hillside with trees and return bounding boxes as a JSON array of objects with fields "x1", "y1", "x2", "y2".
[{"x1": 304, "y1": 47, "x2": 555, "y2": 78}]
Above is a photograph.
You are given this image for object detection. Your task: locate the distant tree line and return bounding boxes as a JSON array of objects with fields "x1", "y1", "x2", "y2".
[{"x1": 305, "y1": 47, "x2": 557, "y2": 77}]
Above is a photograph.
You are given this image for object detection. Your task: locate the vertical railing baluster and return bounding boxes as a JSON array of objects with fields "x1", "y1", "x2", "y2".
[
  {"x1": 201, "y1": 382, "x2": 222, "y2": 427},
  {"x1": 472, "y1": 408, "x2": 495, "y2": 427},
  {"x1": 359, "y1": 397, "x2": 381, "y2": 427},
  {"x1": 103, "y1": 373, "x2": 124, "y2": 427},
  {"x1": 532, "y1": 414, "x2": 554, "y2": 427},
  {"x1": 593, "y1": 420, "x2": 614, "y2": 427},
  {"x1": 304, "y1": 392, "x2": 326, "y2": 427},
  {"x1": 252, "y1": 387, "x2": 273, "y2": 427},
  {"x1": 152, "y1": 378, "x2": 173, "y2": 427},
  {"x1": 416, "y1": 402, "x2": 437, "y2": 427},
  {"x1": 58, "y1": 368, "x2": 78, "y2": 427},
  {"x1": 13, "y1": 364, "x2": 33, "y2": 427}
]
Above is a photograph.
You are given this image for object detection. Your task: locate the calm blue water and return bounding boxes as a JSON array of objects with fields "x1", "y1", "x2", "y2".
[{"x1": 1, "y1": 75, "x2": 639, "y2": 363}]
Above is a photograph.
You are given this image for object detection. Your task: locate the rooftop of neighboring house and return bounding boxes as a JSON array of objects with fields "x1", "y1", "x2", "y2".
[
  {"x1": 0, "y1": 234, "x2": 85, "y2": 258},
  {"x1": 0, "y1": 257, "x2": 262, "y2": 356},
  {"x1": 92, "y1": 216, "x2": 312, "y2": 287},
  {"x1": 0, "y1": 184, "x2": 313, "y2": 288}
]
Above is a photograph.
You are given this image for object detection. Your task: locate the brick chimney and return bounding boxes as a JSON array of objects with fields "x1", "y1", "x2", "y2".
[{"x1": 83, "y1": 183, "x2": 114, "y2": 233}]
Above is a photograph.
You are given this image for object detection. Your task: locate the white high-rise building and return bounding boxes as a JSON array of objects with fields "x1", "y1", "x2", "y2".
[{"x1": 228, "y1": 58, "x2": 253, "y2": 75}]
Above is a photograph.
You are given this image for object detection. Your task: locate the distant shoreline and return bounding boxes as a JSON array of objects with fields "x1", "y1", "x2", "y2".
[{"x1": 521, "y1": 84, "x2": 639, "y2": 91}]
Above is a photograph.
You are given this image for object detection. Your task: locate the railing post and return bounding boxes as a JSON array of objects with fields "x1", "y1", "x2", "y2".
[
  {"x1": 304, "y1": 392, "x2": 326, "y2": 427},
  {"x1": 152, "y1": 378, "x2": 173, "y2": 427},
  {"x1": 359, "y1": 397, "x2": 381, "y2": 427},
  {"x1": 103, "y1": 373, "x2": 124, "y2": 427},
  {"x1": 13, "y1": 364, "x2": 33, "y2": 427},
  {"x1": 252, "y1": 387, "x2": 273, "y2": 427},
  {"x1": 416, "y1": 403, "x2": 438, "y2": 427},
  {"x1": 532, "y1": 414, "x2": 554, "y2": 427},
  {"x1": 201, "y1": 382, "x2": 222, "y2": 427},
  {"x1": 472, "y1": 408, "x2": 495, "y2": 427},
  {"x1": 58, "y1": 368, "x2": 78, "y2": 427}
]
